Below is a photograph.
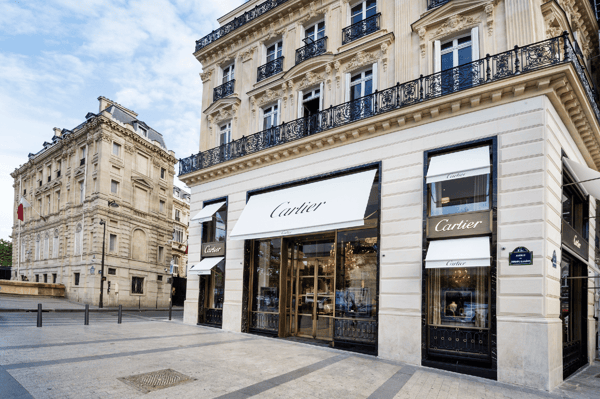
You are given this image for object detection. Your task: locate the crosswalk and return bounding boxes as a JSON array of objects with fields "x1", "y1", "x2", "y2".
[{"x1": 0, "y1": 310, "x2": 183, "y2": 327}]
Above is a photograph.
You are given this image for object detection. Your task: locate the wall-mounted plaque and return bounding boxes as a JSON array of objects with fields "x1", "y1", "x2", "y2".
[
  {"x1": 509, "y1": 247, "x2": 533, "y2": 266},
  {"x1": 552, "y1": 250, "x2": 557, "y2": 268},
  {"x1": 426, "y1": 210, "x2": 492, "y2": 239},
  {"x1": 202, "y1": 242, "x2": 225, "y2": 257}
]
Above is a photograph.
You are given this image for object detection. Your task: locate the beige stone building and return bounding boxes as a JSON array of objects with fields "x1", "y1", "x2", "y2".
[
  {"x1": 11, "y1": 97, "x2": 179, "y2": 308},
  {"x1": 180, "y1": 0, "x2": 600, "y2": 391},
  {"x1": 172, "y1": 185, "x2": 191, "y2": 277}
]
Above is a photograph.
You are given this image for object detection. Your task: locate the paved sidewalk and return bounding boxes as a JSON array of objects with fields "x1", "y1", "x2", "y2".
[
  {"x1": 0, "y1": 312, "x2": 598, "y2": 399},
  {"x1": 0, "y1": 294, "x2": 182, "y2": 312}
]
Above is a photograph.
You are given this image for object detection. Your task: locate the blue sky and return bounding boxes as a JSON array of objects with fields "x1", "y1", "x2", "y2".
[{"x1": 0, "y1": 0, "x2": 245, "y2": 239}]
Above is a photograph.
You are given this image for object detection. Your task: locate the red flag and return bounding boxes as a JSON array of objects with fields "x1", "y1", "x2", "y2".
[
  {"x1": 17, "y1": 204, "x2": 24, "y2": 221},
  {"x1": 185, "y1": 245, "x2": 188, "y2": 254}
]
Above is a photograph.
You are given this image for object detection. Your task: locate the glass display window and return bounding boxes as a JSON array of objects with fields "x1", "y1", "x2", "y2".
[
  {"x1": 201, "y1": 207, "x2": 227, "y2": 243},
  {"x1": 252, "y1": 239, "x2": 281, "y2": 313},
  {"x1": 562, "y1": 170, "x2": 588, "y2": 238},
  {"x1": 429, "y1": 174, "x2": 489, "y2": 216}
]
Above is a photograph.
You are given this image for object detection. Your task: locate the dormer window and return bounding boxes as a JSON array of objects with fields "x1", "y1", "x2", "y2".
[{"x1": 139, "y1": 126, "x2": 147, "y2": 137}]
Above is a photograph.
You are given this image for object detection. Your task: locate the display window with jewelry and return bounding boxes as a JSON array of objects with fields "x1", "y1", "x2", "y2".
[
  {"x1": 188, "y1": 197, "x2": 228, "y2": 327},
  {"x1": 422, "y1": 138, "x2": 497, "y2": 379},
  {"x1": 236, "y1": 165, "x2": 381, "y2": 354}
]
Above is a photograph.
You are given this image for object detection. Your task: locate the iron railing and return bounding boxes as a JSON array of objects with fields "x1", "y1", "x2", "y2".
[
  {"x1": 179, "y1": 33, "x2": 599, "y2": 176},
  {"x1": 195, "y1": 0, "x2": 289, "y2": 52},
  {"x1": 296, "y1": 37, "x2": 328, "y2": 65},
  {"x1": 257, "y1": 57, "x2": 284, "y2": 82},
  {"x1": 428, "y1": 0, "x2": 451, "y2": 9},
  {"x1": 213, "y1": 79, "x2": 235, "y2": 102},
  {"x1": 342, "y1": 13, "x2": 380, "y2": 45}
]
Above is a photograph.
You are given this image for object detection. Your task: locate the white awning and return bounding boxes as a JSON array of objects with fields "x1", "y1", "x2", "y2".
[
  {"x1": 426, "y1": 146, "x2": 490, "y2": 184},
  {"x1": 191, "y1": 202, "x2": 225, "y2": 223},
  {"x1": 188, "y1": 257, "x2": 224, "y2": 275},
  {"x1": 230, "y1": 169, "x2": 377, "y2": 240},
  {"x1": 563, "y1": 158, "x2": 600, "y2": 199},
  {"x1": 425, "y1": 236, "x2": 490, "y2": 268}
]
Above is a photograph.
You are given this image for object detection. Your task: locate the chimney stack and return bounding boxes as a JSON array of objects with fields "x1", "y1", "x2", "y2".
[{"x1": 53, "y1": 127, "x2": 62, "y2": 137}]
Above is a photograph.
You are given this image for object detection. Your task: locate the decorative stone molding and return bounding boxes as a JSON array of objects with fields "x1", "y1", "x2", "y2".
[
  {"x1": 485, "y1": 2, "x2": 495, "y2": 36},
  {"x1": 124, "y1": 143, "x2": 135, "y2": 154},
  {"x1": 432, "y1": 15, "x2": 481, "y2": 40},
  {"x1": 241, "y1": 46, "x2": 257, "y2": 62},
  {"x1": 200, "y1": 68, "x2": 214, "y2": 83},
  {"x1": 257, "y1": 88, "x2": 282, "y2": 107},
  {"x1": 418, "y1": 27, "x2": 427, "y2": 58},
  {"x1": 343, "y1": 51, "x2": 378, "y2": 73},
  {"x1": 297, "y1": 71, "x2": 325, "y2": 91}
]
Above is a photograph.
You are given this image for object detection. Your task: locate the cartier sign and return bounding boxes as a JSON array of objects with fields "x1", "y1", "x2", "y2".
[
  {"x1": 427, "y1": 210, "x2": 492, "y2": 239},
  {"x1": 561, "y1": 220, "x2": 588, "y2": 260},
  {"x1": 202, "y1": 242, "x2": 225, "y2": 257}
]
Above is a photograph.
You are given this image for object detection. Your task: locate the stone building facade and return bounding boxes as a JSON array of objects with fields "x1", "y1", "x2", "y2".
[
  {"x1": 172, "y1": 186, "x2": 191, "y2": 277},
  {"x1": 180, "y1": 0, "x2": 600, "y2": 391},
  {"x1": 11, "y1": 97, "x2": 179, "y2": 308}
]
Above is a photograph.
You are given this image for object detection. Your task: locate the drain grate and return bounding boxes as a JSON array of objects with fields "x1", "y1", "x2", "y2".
[{"x1": 119, "y1": 369, "x2": 195, "y2": 393}]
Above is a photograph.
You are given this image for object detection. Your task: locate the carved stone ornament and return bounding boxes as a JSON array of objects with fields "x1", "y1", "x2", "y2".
[
  {"x1": 418, "y1": 27, "x2": 427, "y2": 58},
  {"x1": 241, "y1": 46, "x2": 257, "y2": 62},
  {"x1": 343, "y1": 51, "x2": 378, "y2": 73},
  {"x1": 544, "y1": 11, "x2": 563, "y2": 40},
  {"x1": 124, "y1": 143, "x2": 135, "y2": 154},
  {"x1": 257, "y1": 89, "x2": 282, "y2": 107},
  {"x1": 200, "y1": 68, "x2": 214, "y2": 83},
  {"x1": 433, "y1": 15, "x2": 481, "y2": 39},
  {"x1": 101, "y1": 133, "x2": 112, "y2": 143},
  {"x1": 297, "y1": 71, "x2": 324, "y2": 90},
  {"x1": 485, "y1": 2, "x2": 495, "y2": 36}
]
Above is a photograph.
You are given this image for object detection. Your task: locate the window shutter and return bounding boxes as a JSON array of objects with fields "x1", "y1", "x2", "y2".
[
  {"x1": 471, "y1": 26, "x2": 479, "y2": 60},
  {"x1": 434, "y1": 40, "x2": 441, "y2": 73},
  {"x1": 298, "y1": 90, "x2": 304, "y2": 118},
  {"x1": 345, "y1": 73, "x2": 351, "y2": 102},
  {"x1": 277, "y1": 99, "x2": 282, "y2": 124},
  {"x1": 372, "y1": 62, "x2": 378, "y2": 92},
  {"x1": 259, "y1": 107, "x2": 264, "y2": 131},
  {"x1": 319, "y1": 82, "x2": 324, "y2": 110}
]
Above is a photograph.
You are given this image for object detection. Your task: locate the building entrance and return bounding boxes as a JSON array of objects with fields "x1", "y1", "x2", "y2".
[{"x1": 288, "y1": 236, "x2": 335, "y2": 341}]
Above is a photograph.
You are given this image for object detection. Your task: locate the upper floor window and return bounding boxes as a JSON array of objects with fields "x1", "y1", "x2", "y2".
[
  {"x1": 201, "y1": 204, "x2": 227, "y2": 243},
  {"x1": 305, "y1": 21, "x2": 325, "y2": 42},
  {"x1": 219, "y1": 122, "x2": 232, "y2": 146},
  {"x1": 222, "y1": 64, "x2": 235, "y2": 84},
  {"x1": 442, "y1": 34, "x2": 472, "y2": 70},
  {"x1": 299, "y1": 87, "x2": 322, "y2": 118},
  {"x1": 173, "y1": 226, "x2": 184, "y2": 243},
  {"x1": 351, "y1": 0, "x2": 376, "y2": 24},
  {"x1": 266, "y1": 41, "x2": 283, "y2": 63},
  {"x1": 175, "y1": 209, "x2": 181, "y2": 222},
  {"x1": 562, "y1": 168, "x2": 588, "y2": 238},
  {"x1": 262, "y1": 104, "x2": 279, "y2": 130},
  {"x1": 426, "y1": 146, "x2": 491, "y2": 216},
  {"x1": 113, "y1": 142, "x2": 121, "y2": 156},
  {"x1": 139, "y1": 126, "x2": 148, "y2": 137},
  {"x1": 56, "y1": 161, "x2": 61, "y2": 178},
  {"x1": 350, "y1": 69, "x2": 373, "y2": 100}
]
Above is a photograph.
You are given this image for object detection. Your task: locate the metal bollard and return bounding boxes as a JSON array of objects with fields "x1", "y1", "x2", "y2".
[
  {"x1": 37, "y1": 303, "x2": 42, "y2": 327},
  {"x1": 118, "y1": 305, "x2": 122, "y2": 324},
  {"x1": 169, "y1": 300, "x2": 172, "y2": 321},
  {"x1": 84, "y1": 304, "x2": 89, "y2": 325}
]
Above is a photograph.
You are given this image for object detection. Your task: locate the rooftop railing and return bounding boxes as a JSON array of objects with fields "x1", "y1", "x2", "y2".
[
  {"x1": 195, "y1": 0, "x2": 290, "y2": 52},
  {"x1": 179, "y1": 33, "x2": 599, "y2": 177},
  {"x1": 257, "y1": 57, "x2": 284, "y2": 82},
  {"x1": 213, "y1": 79, "x2": 236, "y2": 102},
  {"x1": 296, "y1": 37, "x2": 328, "y2": 65}
]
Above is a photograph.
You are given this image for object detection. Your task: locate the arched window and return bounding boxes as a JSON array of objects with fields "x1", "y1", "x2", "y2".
[
  {"x1": 53, "y1": 229, "x2": 59, "y2": 258},
  {"x1": 74, "y1": 224, "x2": 83, "y2": 255},
  {"x1": 132, "y1": 229, "x2": 147, "y2": 261},
  {"x1": 44, "y1": 232, "x2": 49, "y2": 259}
]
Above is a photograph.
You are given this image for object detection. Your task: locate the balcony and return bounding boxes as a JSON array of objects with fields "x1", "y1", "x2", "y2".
[
  {"x1": 195, "y1": 0, "x2": 290, "y2": 52},
  {"x1": 179, "y1": 34, "x2": 599, "y2": 177},
  {"x1": 213, "y1": 80, "x2": 235, "y2": 102},
  {"x1": 257, "y1": 57, "x2": 284, "y2": 82},
  {"x1": 295, "y1": 37, "x2": 327, "y2": 65},
  {"x1": 428, "y1": 0, "x2": 451, "y2": 9},
  {"x1": 342, "y1": 13, "x2": 380, "y2": 45}
]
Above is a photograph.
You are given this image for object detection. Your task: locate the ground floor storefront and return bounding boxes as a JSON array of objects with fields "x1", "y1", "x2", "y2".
[{"x1": 183, "y1": 96, "x2": 599, "y2": 390}]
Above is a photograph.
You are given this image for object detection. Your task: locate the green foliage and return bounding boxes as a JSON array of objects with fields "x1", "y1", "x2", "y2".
[{"x1": 0, "y1": 239, "x2": 12, "y2": 267}]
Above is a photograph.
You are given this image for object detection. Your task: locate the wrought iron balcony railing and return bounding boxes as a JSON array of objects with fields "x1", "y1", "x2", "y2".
[
  {"x1": 179, "y1": 33, "x2": 599, "y2": 177},
  {"x1": 296, "y1": 37, "x2": 328, "y2": 65},
  {"x1": 342, "y1": 14, "x2": 380, "y2": 45},
  {"x1": 257, "y1": 57, "x2": 284, "y2": 82},
  {"x1": 195, "y1": 0, "x2": 290, "y2": 52},
  {"x1": 428, "y1": 0, "x2": 451, "y2": 9},
  {"x1": 213, "y1": 79, "x2": 235, "y2": 102}
]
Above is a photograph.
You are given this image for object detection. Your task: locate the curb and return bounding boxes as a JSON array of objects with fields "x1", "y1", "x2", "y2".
[{"x1": 0, "y1": 308, "x2": 184, "y2": 313}]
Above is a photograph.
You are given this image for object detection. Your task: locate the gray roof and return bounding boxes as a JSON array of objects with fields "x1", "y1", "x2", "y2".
[{"x1": 107, "y1": 105, "x2": 167, "y2": 148}]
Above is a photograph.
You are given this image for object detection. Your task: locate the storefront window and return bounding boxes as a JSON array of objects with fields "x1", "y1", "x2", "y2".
[
  {"x1": 562, "y1": 172, "x2": 588, "y2": 238},
  {"x1": 427, "y1": 267, "x2": 489, "y2": 328},
  {"x1": 252, "y1": 239, "x2": 281, "y2": 313},
  {"x1": 209, "y1": 261, "x2": 225, "y2": 309},
  {"x1": 202, "y1": 208, "x2": 227, "y2": 243},
  {"x1": 335, "y1": 228, "x2": 378, "y2": 320},
  {"x1": 429, "y1": 174, "x2": 489, "y2": 216}
]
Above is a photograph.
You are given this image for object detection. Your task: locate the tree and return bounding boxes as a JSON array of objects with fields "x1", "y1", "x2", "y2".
[{"x1": 0, "y1": 239, "x2": 12, "y2": 267}]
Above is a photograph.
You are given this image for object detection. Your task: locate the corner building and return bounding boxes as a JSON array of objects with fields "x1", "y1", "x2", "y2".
[{"x1": 180, "y1": 0, "x2": 600, "y2": 390}]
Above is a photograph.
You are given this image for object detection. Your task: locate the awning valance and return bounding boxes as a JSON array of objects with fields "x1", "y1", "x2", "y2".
[
  {"x1": 426, "y1": 146, "x2": 490, "y2": 184},
  {"x1": 563, "y1": 158, "x2": 600, "y2": 199},
  {"x1": 188, "y1": 257, "x2": 224, "y2": 275},
  {"x1": 191, "y1": 202, "x2": 225, "y2": 223},
  {"x1": 425, "y1": 236, "x2": 490, "y2": 268},
  {"x1": 230, "y1": 169, "x2": 377, "y2": 240}
]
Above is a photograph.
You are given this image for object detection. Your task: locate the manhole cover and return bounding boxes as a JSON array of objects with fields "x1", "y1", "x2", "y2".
[{"x1": 119, "y1": 369, "x2": 194, "y2": 393}]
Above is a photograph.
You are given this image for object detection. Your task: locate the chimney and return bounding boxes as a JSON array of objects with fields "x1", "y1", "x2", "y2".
[
  {"x1": 53, "y1": 127, "x2": 62, "y2": 137},
  {"x1": 98, "y1": 96, "x2": 110, "y2": 113}
]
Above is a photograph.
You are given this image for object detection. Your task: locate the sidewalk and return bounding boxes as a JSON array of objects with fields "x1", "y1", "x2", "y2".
[{"x1": 0, "y1": 294, "x2": 182, "y2": 312}]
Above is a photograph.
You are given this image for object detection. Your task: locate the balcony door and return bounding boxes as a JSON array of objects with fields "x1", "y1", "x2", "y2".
[
  {"x1": 351, "y1": 0, "x2": 376, "y2": 24},
  {"x1": 435, "y1": 28, "x2": 479, "y2": 94},
  {"x1": 222, "y1": 64, "x2": 234, "y2": 84},
  {"x1": 266, "y1": 41, "x2": 283, "y2": 63}
]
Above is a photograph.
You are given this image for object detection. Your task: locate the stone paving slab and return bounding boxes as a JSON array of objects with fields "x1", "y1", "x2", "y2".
[
  {"x1": 0, "y1": 294, "x2": 183, "y2": 312},
  {"x1": 0, "y1": 312, "x2": 598, "y2": 399}
]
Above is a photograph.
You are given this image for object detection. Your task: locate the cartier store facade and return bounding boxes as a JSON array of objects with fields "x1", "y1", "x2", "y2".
[{"x1": 182, "y1": 97, "x2": 599, "y2": 390}]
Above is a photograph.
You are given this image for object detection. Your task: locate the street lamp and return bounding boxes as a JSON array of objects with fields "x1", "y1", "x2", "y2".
[{"x1": 99, "y1": 200, "x2": 119, "y2": 308}]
